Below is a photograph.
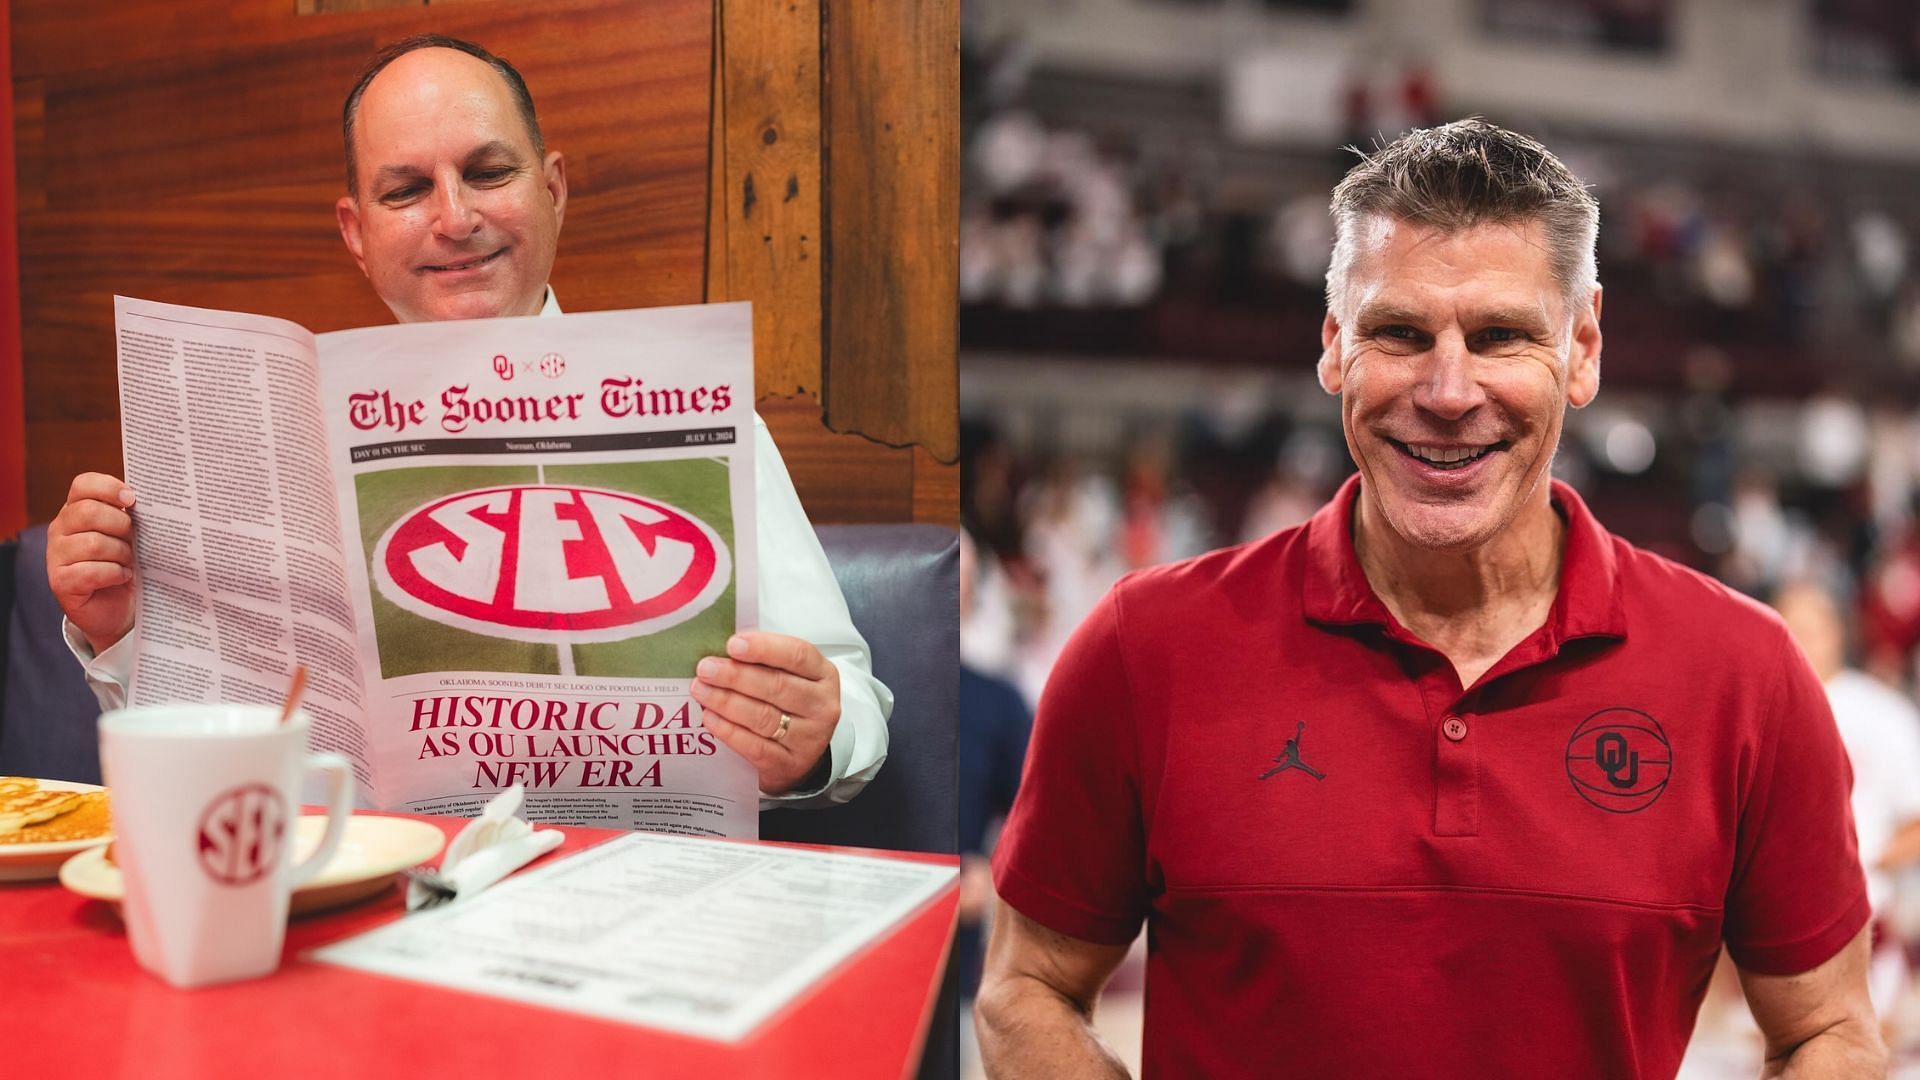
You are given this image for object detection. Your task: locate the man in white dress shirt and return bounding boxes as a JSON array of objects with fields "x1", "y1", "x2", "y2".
[{"x1": 44, "y1": 34, "x2": 889, "y2": 808}]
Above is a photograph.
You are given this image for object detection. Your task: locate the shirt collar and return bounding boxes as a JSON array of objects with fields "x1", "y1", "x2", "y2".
[
  {"x1": 539, "y1": 286, "x2": 561, "y2": 317},
  {"x1": 1301, "y1": 473, "x2": 1626, "y2": 647}
]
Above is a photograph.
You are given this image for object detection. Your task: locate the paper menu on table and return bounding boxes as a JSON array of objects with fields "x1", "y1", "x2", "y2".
[{"x1": 311, "y1": 834, "x2": 957, "y2": 1041}]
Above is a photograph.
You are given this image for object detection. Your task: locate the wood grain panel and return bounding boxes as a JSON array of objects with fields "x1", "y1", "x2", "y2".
[
  {"x1": 706, "y1": 0, "x2": 824, "y2": 401},
  {"x1": 759, "y1": 394, "x2": 912, "y2": 524},
  {"x1": 299, "y1": 0, "x2": 425, "y2": 13},
  {"x1": 0, "y1": 0, "x2": 20, "y2": 535},
  {"x1": 14, "y1": 0, "x2": 710, "y2": 523},
  {"x1": 757, "y1": 398, "x2": 956, "y2": 527},
  {"x1": 912, "y1": 448, "x2": 958, "y2": 528},
  {"x1": 702, "y1": 0, "x2": 956, "y2": 524},
  {"x1": 822, "y1": 0, "x2": 957, "y2": 462},
  {"x1": 25, "y1": 419, "x2": 123, "y2": 515},
  {"x1": 10, "y1": 77, "x2": 38, "y2": 213},
  {"x1": 37, "y1": 45, "x2": 348, "y2": 205}
]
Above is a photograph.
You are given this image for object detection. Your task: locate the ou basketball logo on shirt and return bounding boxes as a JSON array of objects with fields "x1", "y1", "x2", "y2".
[
  {"x1": 1564, "y1": 707, "x2": 1673, "y2": 814},
  {"x1": 372, "y1": 485, "x2": 731, "y2": 644}
]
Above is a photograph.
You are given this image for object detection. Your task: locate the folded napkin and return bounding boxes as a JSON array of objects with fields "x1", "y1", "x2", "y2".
[{"x1": 406, "y1": 785, "x2": 563, "y2": 911}]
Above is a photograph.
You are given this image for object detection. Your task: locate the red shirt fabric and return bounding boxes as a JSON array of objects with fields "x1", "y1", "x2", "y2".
[{"x1": 994, "y1": 477, "x2": 1868, "y2": 1078}]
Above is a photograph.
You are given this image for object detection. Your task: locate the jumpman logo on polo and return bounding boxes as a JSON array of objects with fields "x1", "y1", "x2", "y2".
[{"x1": 1261, "y1": 721, "x2": 1325, "y2": 781}]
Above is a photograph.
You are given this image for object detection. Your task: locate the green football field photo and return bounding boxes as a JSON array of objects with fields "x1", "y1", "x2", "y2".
[{"x1": 354, "y1": 459, "x2": 737, "y2": 679}]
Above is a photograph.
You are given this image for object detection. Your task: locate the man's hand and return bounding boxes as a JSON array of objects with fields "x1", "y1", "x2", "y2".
[
  {"x1": 46, "y1": 473, "x2": 138, "y2": 655},
  {"x1": 1740, "y1": 925, "x2": 1886, "y2": 1077},
  {"x1": 691, "y1": 631, "x2": 840, "y2": 795}
]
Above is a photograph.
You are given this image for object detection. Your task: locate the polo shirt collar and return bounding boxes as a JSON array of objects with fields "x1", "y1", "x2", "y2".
[{"x1": 1301, "y1": 473, "x2": 1626, "y2": 648}]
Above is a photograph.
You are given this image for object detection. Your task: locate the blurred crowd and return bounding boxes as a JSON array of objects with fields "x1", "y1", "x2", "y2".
[
  {"x1": 962, "y1": 391, "x2": 1920, "y2": 714},
  {"x1": 961, "y1": 96, "x2": 1920, "y2": 373}
]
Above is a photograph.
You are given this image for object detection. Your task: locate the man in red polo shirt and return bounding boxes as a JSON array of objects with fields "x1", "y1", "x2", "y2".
[{"x1": 976, "y1": 120, "x2": 1883, "y2": 1077}]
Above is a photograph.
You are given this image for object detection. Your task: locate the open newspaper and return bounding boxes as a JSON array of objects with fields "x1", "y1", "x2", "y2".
[{"x1": 113, "y1": 296, "x2": 761, "y2": 838}]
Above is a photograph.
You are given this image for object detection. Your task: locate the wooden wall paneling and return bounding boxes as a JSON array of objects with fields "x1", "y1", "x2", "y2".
[
  {"x1": 301, "y1": 0, "x2": 514, "y2": 11},
  {"x1": 706, "y1": 0, "x2": 823, "y2": 400},
  {"x1": 759, "y1": 394, "x2": 913, "y2": 524},
  {"x1": 757, "y1": 400, "x2": 961, "y2": 527},
  {"x1": 706, "y1": 1, "x2": 727, "y2": 304},
  {"x1": 822, "y1": 0, "x2": 957, "y2": 463},
  {"x1": 0, "y1": 0, "x2": 22, "y2": 536},
  {"x1": 706, "y1": 0, "x2": 958, "y2": 527},
  {"x1": 13, "y1": 0, "x2": 711, "y2": 522},
  {"x1": 911, "y1": 445, "x2": 957, "y2": 527},
  {"x1": 10, "y1": 76, "x2": 36, "y2": 214},
  {"x1": 10, "y1": 3, "x2": 583, "y2": 80},
  {"x1": 706, "y1": 0, "x2": 891, "y2": 526},
  {"x1": 23, "y1": 418, "x2": 121, "y2": 513},
  {"x1": 299, "y1": 0, "x2": 426, "y2": 13}
]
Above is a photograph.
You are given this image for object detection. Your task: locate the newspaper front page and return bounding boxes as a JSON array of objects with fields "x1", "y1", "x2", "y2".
[{"x1": 114, "y1": 297, "x2": 760, "y2": 837}]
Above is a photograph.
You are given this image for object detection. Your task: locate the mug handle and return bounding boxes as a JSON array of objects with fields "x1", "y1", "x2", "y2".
[{"x1": 289, "y1": 752, "x2": 353, "y2": 887}]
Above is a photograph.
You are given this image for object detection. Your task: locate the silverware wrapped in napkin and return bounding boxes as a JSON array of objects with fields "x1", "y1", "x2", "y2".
[{"x1": 406, "y1": 785, "x2": 563, "y2": 912}]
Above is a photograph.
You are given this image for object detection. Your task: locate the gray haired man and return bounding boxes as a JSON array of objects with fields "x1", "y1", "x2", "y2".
[{"x1": 977, "y1": 119, "x2": 1880, "y2": 1077}]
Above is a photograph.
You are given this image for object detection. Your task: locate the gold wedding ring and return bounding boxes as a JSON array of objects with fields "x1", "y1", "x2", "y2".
[{"x1": 774, "y1": 713, "x2": 792, "y2": 740}]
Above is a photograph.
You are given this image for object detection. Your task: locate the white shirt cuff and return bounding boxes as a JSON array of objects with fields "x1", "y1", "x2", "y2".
[{"x1": 61, "y1": 617, "x2": 132, "y2": 712}]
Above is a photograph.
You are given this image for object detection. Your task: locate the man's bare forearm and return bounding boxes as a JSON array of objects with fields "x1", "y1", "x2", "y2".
[
  {"x1": 1761, "y1": 1017, "x2": 1886, "y2": 1079},
  {"x1": 974, "y1": 973, "x2": 1131, "y2": 1079}
]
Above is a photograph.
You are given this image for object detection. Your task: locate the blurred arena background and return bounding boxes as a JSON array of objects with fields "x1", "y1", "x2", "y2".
[{"x1": 957, "y1": 0, "x2": 1920, "y2": 1075}]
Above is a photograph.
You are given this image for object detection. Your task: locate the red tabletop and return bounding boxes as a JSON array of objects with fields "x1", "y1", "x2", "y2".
[{"x1": 1, "y1": 813, "x2": 959, "y2": 1079}]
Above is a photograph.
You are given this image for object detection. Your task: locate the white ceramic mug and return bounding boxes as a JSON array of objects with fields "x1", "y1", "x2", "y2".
[{"x1": 97, "y1": 704, "x2": 353, "y2": 988}]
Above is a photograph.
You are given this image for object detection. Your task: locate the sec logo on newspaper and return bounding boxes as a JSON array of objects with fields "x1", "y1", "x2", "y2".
[{"x1": 371, "y1": 485, "x2": 732, "y2": 644}]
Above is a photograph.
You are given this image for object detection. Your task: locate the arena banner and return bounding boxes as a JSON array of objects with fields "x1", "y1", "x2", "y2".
[{"x1": 114, "y1": 296, "x2": 760, "y2": 837}]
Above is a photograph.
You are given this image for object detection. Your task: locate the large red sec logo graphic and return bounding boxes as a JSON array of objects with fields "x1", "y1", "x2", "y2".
[
  {"x1": 372, "y1": 485, "x2": 731, "y2": 644},
  {"x1": 196, "y1": 784, "x2": 288, "y2": 886},
  {"x1": 1565, "y1": 707, "x2": 1672, "y2": 814}
]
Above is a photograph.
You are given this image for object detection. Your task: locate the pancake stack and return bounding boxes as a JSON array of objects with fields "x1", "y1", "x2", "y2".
[{"x1": 0, "y1": 777, "x2": 110, "y2": 844}]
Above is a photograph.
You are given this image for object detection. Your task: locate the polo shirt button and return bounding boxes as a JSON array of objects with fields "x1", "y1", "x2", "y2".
[{"x1": 1442, "y1": 715, "x2": 1468, "y2": 741}]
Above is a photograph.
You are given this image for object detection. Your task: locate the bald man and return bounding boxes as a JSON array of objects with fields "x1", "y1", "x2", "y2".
[{"x1": 46, "y1": 35, "x2": 890, "y2": 810}]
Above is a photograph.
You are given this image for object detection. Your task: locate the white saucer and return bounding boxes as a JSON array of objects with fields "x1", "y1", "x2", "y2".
[{"x1": 60, "y1": 814, "x2": 446, "y2": 916}]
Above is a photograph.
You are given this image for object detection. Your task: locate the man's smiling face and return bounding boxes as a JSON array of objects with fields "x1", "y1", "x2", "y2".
[
  {"x1": 335, "y1": 47, "x2": 565, "y2": 323},
  {"x1": 1318, "y1": 215, "x2": 1602, "y2": 552}
]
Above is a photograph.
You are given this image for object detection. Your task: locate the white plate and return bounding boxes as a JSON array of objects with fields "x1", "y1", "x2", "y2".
[
  {"x1": 59, "y1": 814, "x2": 446, "y2": 916},
  {"x1": 0, "y1": 779, "x2": 111, "y2": 881}
]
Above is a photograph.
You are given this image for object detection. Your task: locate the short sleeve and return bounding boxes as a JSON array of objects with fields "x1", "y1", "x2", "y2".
[
  {"x1": 991, "y1": 587, "x2": 1148, "y2": 946},
  {"x1": 1723, "y1": 630, "x2": 1872, "y2": 975},
  {"x1": 63, "y1": 616, "x2": 130, "y2": 711}
]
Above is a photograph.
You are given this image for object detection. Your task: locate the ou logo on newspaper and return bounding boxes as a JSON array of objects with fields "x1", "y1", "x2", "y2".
[{"x1": 372, "y1": 485, "x2": 730, "y2": 644}]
